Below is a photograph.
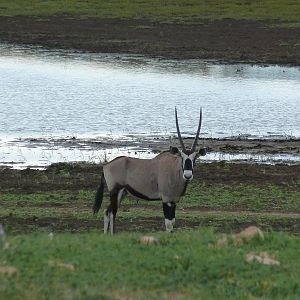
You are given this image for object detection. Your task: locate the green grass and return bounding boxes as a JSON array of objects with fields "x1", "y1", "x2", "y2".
[
  {"x1": 185, "y1": 182, "x2": 300, "y2": 211},
  {"x1": 1, "y1": 163, "x2": 299, "y2": 298},
  {"x1": 0, "y1": 229, "x2": 299, "y2": 299},
  {"x1": 0, "y1": 0, "x2": 299, "y2": 26},
  {"x1": 1, "y1": 182, "x2": 299, "y2": 234},
  {"x1": 1, "y1": 181, "x2": 299, "y2": 212}
]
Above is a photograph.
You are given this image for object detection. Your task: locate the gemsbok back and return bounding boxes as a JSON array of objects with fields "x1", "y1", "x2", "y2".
[{"x1": 93, "y1": 108, "x2": 206, "y2": 234}]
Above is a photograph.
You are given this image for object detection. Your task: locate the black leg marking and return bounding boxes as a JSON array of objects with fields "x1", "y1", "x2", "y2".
[
  {"x1": 163, "y1": 203, "x2": 171, "y2": 220},
  {"x1": 109, "y1": 189, "x2": 119, "y2": 234},
  {"x1": 163, "y1": 202, "x2": 176, "y2": 232},
  {"x1": 170, "y1": 204, "x2": 176, "y2": 220},
  {"x1": 104, "y1": 184, "x2": 123, "y2": 234},
  {"x1": 163, "y1": 202, "x2": 176, "y2": 220},
  {"x1": 105, "y1": 204, "x2": 112, "y2": 216}
]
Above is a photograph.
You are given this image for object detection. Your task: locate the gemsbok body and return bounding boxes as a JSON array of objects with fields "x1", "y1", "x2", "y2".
[{"x1": 93, "y1": 108, "x2": 206, "y2": 233}]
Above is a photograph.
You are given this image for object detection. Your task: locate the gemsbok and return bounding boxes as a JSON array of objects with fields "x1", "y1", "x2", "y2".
[{"x1": 93, "y1": 108, "x2": 206, "y2": 233}]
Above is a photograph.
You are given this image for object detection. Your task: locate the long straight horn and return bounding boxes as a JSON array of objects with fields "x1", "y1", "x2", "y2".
[
  {"x1": 191, "y1": 108, "x2": 202, "y2": 152},
  {"x1": 175, "y1": 107, "x2": 186, "y2": 151}
]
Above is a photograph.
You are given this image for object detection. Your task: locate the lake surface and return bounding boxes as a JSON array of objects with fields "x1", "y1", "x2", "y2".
[{"x1": 0, "y1": 44, "x2": 299, "y2": 167}]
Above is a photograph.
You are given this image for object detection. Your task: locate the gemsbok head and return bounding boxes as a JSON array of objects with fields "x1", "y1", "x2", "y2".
[{"x1": 93, "y1": 107, "x2": 206, "y2": 233}]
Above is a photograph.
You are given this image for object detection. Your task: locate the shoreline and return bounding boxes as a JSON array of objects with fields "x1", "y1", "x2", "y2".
[
  {"x1": 1, "y1": 136, "x2": 299, "y2": 169},
  {"x1": 1, "y1": 16, "x2": 299, "y2": 167},
  {"x1": 1, "y1": 17, "x2": 300, "y2": 66},
  {"x1": 15, "y1": 135, "x2": 300, "y2": 156}
]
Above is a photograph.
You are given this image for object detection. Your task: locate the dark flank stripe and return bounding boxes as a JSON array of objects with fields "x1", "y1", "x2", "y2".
[{"x1": 125, "y1": 184, "x2": 160, "y2": 201}]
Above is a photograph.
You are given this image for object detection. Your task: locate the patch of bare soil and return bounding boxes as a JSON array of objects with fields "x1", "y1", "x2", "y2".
[
  {"x1": 1, "y1": 16, "x2": 300, "y2": 65},
  {"x1": 1, "y1": 162, "x2": 299, "y2": 234},
  {"x1": 26, "y1": 136, "x2": 300, "y2": 156},
  {"x1": 0, "y1": 163, "x2": 300, "y2": 233},
  {"x1": 0, "y1": 162, "x2": 299, "y2": 193},
  {"x1": 123, "y1": 205, "x2": 300, "y2": 216},
  {"x1": 198, "y1": 138, "x2": 300, "y2": 156},
  {"x1": 2, "y1": 214, "x2": 299, "y2": 234},
  {"x1": 194, "y1": 162, "x2": 300, "y2": 188}
]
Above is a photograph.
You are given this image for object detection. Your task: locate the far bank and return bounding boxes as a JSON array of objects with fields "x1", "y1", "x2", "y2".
[{"x1": 1, "y1": 16, "x2": 300, "y2": 66}]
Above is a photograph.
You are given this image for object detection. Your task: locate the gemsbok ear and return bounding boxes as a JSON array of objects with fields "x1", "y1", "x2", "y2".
[
  {"x1": 199, "y1": 148, "x2": 207, "y2": 156},
  {"x1": 170, "y1": 146, "x2": 179, "y2": 154}
]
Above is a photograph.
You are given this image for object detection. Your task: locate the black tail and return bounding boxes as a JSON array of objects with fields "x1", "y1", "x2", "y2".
[{"x1": 93, "y1": 173, "x2": 105, "y2": 214}]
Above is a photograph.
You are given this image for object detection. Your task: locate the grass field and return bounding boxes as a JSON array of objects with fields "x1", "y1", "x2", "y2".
[
  {"x1": 0, "y1": 0, "x2": 300, "y2": 26},
  {"x1": 1, "y1": 229, "x2": 300, "y2": 299},
  {"x1": 0, "y1": 162, "x2": 299, "y2": 299},
  {"x1": 1, "y1": 180, "x2": 300, "y2": 234},
  {"x1": 1, "y1": 162, "x2": 299, "y2": 234}
]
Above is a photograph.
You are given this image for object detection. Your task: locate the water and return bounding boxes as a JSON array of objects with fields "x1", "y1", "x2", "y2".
[
  {"x1": 0, "y1": 44, "x2": 299, "y2": 167},
  {"x1": 2, "y1": 143, "x2": 299, "y2": 170},
  {"x1": 1, "y1": 44, "x2": 300, "y2": 138}
]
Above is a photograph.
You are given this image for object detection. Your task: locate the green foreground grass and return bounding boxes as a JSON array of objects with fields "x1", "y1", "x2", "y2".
[
  {"x1": 0, "y1": 163, "x2": 299, "y2": 298},
  {"x1": 0, "y1": 229, "x2": 299, "y2": 299},
  {"x1": 0, "y1": 0, "x2": 300, "y2": 26}
]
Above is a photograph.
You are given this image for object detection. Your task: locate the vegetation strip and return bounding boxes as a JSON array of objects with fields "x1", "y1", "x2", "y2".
[
  {"x1": 1, "y1": 2, "x2": 300, "y2": 65},
  {"x1": 1, "y1": 0, "x2": 300, "y2": 25},
  {"x1": 0, "y1": 162, "x2": 299, "y2": 234},
  {"x1": 0, "y1": 229, "x2": 299, "y2": 299}
]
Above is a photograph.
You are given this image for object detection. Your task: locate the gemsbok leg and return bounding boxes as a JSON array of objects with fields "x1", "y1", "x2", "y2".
[
  {"x1": 104, "y1": 187, "x2": 126, "y2": 234},
  {"x1": 163, "y1": 202, "x2": 176, "y2": 233}
]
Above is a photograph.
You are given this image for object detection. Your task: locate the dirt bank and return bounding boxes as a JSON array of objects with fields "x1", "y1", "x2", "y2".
[
  {"x1": 1, "y1": 16, "x2": 300, "y2": 65},
  {"x1": 18, "y1": 136, "x2": 300, "y2": 157},
  {"x1": 2, "y1": 214, "x2": 299, "y2": 234},
  {"x1": 0, "y1": 162, "x2": 299, "y2": 234},
  {"x1": 0, "y1": 161, "x2": 299, "y2": 193}
]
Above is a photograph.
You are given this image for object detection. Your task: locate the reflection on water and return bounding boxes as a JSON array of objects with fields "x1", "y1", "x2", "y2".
[
  {"x1": 0, "y1": 43, "x2": 299, "y2": 140},
  {"x1": 1, "y1": 141, "x2": 299, "y2": 170},
  {"x1": 0, "y1": 144, "x2": 153, "y2": 169},
  {"x1": 0, "y1": 44, "x2": 299, "y2": 167}
]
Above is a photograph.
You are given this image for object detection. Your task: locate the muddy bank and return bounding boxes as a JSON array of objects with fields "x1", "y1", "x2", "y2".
[
  {"x1": 147, "y1": 137, "x2": 300, "y2": 156},
  {"x1": 0, "y1": 161, "x2": 299, "y2": 193},
  {"x1": 1, "y1": 162, "x2": 299, "y2": 234},
  {"x1": 2, "y1": 136, "x2": 299, "y2": 169},
  {"x1": 1, "y1": 16, "x2": 300, "y2": 65},
  {"x1": 2, "y1": 214, "x2": 299, "y2": 234},
  {"x1": 18, "y1": 136, "x2": 300, "y2": 156}
]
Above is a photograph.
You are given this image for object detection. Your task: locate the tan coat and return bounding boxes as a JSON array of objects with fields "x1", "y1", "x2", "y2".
[{"x1": 103, "y1": 152, "x2": 187, "y2": 203}]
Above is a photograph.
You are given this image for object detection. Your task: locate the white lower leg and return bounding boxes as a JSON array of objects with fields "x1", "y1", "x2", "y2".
[
  {"x1": 117, "y1": 188, "x2": 125, "y2": 207},
  {"x1": 110, "y1": 213, "x2": 114, "y2": 235},
  {"x1": 104, "y1": 212, "x2": 110, "y2": 234},
  {"x1": 165, "y1": 219, "x2": 174, "y2": 233},
  {"x1": 172, "y1": 218, "x2": 175, "y2": 226}
]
